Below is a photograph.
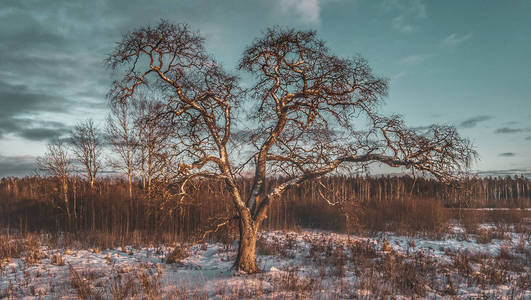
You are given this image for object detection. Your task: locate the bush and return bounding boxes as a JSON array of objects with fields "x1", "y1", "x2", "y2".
[{"x1": 166, "y1": 245, "x2": 188, "y2": 264}]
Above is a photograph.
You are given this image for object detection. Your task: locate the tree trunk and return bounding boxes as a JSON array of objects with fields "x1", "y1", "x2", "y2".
[
  {"x1": 127, "y1": 173, "x2": 133, "y2": 234},
  {"x1": 128, "y1": 174, "x2": 133, "y2": 201},
  {"x1": 62, "y1": 176, "x2": 70, "y2": 219},
  {"x1": 72, "y1": 178, "x2": 77, "y2": 231},
  {"x1": 234, "y1": 218, "x2": 259, "y2": 273}
]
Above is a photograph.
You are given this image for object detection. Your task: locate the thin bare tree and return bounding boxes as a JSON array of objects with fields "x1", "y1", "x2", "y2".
[
  {"x1": 106, "y1": 99, "x2": 137, "y2": 201},
  {"x1": 132, "y1": 99, "x2": 148, "y2": 191},
  {"x1": 71, "y1": 119, "x2": 103, "y2": 189},
  {"x1": 106, "y1": 22, "x2": 476, "y2": 273},
  {"x1": 36, "y1": 139, "x2": 73, "y2": 221},
  {"x1": 132, "y1": 99, "x2": 175, "y2": 197}
]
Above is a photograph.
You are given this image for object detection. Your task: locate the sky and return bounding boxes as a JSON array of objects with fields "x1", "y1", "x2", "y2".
[{"x1": 0, "y1": 0, "x2": 530, "y2": 177}]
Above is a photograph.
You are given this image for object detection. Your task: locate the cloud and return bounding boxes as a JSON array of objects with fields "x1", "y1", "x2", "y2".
[
  {"x1": 443, "y1": 32, "x2": 472, "y2": 46},
  {"x1": 0, "y1": 79, "x2": 73, "y2": 141},
  {"x1": 410, "y1": 125, "x2": 434, "y2": 131},
  {"x1": 0, "y1": 117, "x2": 71, "y2": 141},
  {"x1": 392, "y1": 15, "x2": 415, "y2": 33},
  {"x1": 459, "y1": 115, "x2": 492, "y2": 128},
  {"x1": 501, "y1": 121, "x2": 518, "y2": 126},
  {"x1": 526, "y1": 136, "x2": 531, "y2": 141},
  {"x1": 498, "y1": 152, "x2": 516, "y2": 157},
  {"x1": 0, "y1": 154, "x2": 37, "y2": 178},
  {"x1": 0, "y1": 80, "x2": 70, "y2": 118},
  {"x1": 382, "y1": 0, "x2": 426, "y2": 33},
  {"x1": 399, "y1": 54, "x2": 430, "y2": 65},
  {"x1": 0, "y1": 1, "x2": 111, "y2": 146},
  {"x1": 277, "y1": 0, "x2": 321, "y2": 24},
  {"x1": 476, "y1": 168, "x2": 531, "y2": 178},
  {"x1": 494, "y1": 127, "x2": 526, "y2": 134},
  {"x1": 19, "y1": 127, "x2": 71, "y2": 141},
  {"x1": 392, "y1": 71, "x2": 407, "y2": 80},
  {"x1": 382, "y1": 0, "x2": 426, "y2": 18}
]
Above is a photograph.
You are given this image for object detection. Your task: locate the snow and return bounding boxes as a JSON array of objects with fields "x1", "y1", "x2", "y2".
[{"x1": 1, "y1": 226, "x2": 529, "y2": 299}]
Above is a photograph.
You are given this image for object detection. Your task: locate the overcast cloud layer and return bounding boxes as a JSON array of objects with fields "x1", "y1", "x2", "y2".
[{"x1": 0, "y1": 0, "x2": 530, "y2": 177}]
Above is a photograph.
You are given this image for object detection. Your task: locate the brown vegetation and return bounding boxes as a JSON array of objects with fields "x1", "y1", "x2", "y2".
[
  {"x1": 0, "y1": 228, "x2": 529, "y2": 299},
  {"x1": 1, "y1": 175, "x2": 530, "y2": 243}
]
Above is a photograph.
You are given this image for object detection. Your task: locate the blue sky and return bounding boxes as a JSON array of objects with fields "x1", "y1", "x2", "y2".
[{"x1": 0, "y1": 0, "x2": 530, "y2": 177}]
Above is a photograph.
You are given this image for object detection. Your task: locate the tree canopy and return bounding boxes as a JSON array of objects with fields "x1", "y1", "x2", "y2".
[{"x1": 106, "y1": 21, "x2": 476, "y2": 273}]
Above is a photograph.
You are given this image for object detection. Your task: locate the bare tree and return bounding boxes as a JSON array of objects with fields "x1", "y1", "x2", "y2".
[
  {"x1": 107, "y1": 22, "x2": 476, "y2": 273},
  {"x1": 132, "y1": 99, "x2": 148, "y2": 190},
  {"x1": 131, "y1": 99, "x2": 175, "y2": 197},
  {"x1": 106, "y1": 100, "x2": 137, "y2": 201},
  {"x1": 71, "y1": 119, "x2": 103, "y2": 189},
  {"x1": 36, "y1": 139, "x2": 73, "y2": 221}
]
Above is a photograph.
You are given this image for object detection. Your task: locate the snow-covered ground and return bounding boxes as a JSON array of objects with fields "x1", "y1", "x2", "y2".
[{"x1": 1, "y1": 226, "x2": 529, "y2": 299}]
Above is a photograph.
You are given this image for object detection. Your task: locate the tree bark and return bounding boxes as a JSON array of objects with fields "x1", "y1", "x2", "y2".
[
  {"x1": 62, "y1": 176, "x2": 71, "y2": 224},
  {"x1": 89, "y1": 176, "x2": 95, "y2": 189},
  {"x1": 234, "y1": 217, "x2": 259, "y2": 273},
  {"x1": 128, "y1": 174, "x2": 133, "y2": 202}
]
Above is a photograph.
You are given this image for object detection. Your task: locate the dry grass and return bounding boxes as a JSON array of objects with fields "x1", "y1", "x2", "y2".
[
  {"x1": 272, "y1": 266, "x2": 316, "y2": 295},
  {"x1": 51, "y1": 253, "x2": 65, "y2": 266},
  {"x1": 165, "y1": 244, "x2": 189, "y2": 264},
  {"x1": 136, "y1": 264, "x2": 163, "y2": 298},
  {"x1": 1, "y1": 230, "x2": 529, "y2": 299},
  {"x1": 69, "y1": 264, "x2": 98, "y2": 300},
  {"x1": 110, "y1": 271, "x2": 138, "y2": 299},
  {"x1": 0, "y1": 232, "x2": 41, "y2": 263},
  {"x1": 256, "y1": 235, "x2": 281, "y2": 256}
]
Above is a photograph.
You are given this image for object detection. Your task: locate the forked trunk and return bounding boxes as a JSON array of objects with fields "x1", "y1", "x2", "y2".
[{"x1": 234, "y1": 218, "x2": 259, "y2": 273}]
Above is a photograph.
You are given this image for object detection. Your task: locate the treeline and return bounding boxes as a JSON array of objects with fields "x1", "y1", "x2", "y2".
[
  {"x1": 1, "y1": 175, "x2": 529, "y2": 241},
  {"x1": 21, "y1": 90, "x2": 531, "y2": 243}
]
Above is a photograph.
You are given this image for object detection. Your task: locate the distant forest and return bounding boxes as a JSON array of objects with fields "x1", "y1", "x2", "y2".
[{"x1": 1, "y1": 175, "x2": 529, "y2": 242}]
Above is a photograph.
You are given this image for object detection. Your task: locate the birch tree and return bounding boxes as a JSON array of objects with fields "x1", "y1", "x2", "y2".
[
  {"x1": 37, "y1": 139, "x2": 73, "y2": 222},
  {"x1": 71, "y1": 119, "x2": 103, "y2": 189},
  {"x1": 106, "y1": 100, "x2": 137, "y2": 201}
]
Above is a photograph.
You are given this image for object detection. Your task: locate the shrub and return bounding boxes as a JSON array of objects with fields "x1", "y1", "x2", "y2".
[
  {"x1": 166, "y1": 245, "x2": 188, "y2": 264},
  {"x1": 51, "y1": 253, "x2": 65, "y2": 266}
]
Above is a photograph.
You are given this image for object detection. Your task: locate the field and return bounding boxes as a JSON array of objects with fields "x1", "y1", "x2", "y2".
[
  {"x1": 1, "y1": 216, "x2": 530, "y2": 299},
  {"x1": 1, "y1": 176, "x2": 530, "y2": 298}
]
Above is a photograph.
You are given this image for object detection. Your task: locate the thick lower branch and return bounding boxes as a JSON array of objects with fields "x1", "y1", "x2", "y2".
[{"x1": 253, "y1": 153, "x2": 446, "y2": 224}]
